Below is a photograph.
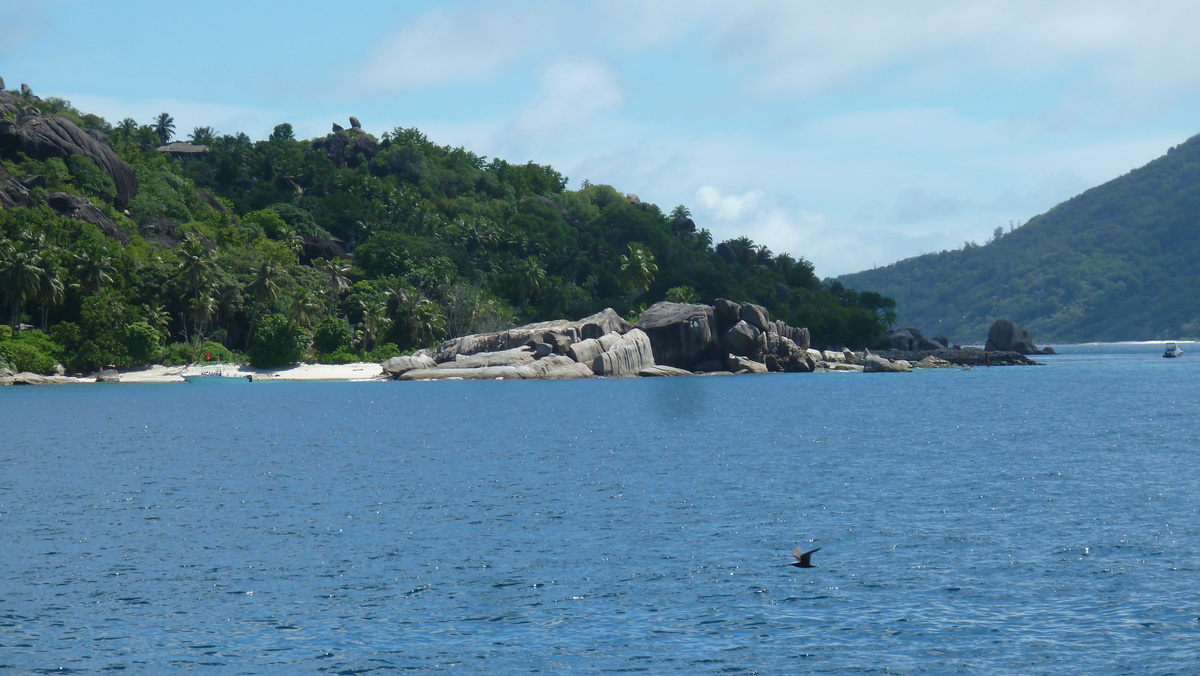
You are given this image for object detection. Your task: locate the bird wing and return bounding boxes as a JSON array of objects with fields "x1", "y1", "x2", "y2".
[
  {"x1": 792, "y1": 546, "x2": 805, "y2": 561},
  {"x1": 800, "y1": 547, "x2": 821, "y2": 564}
]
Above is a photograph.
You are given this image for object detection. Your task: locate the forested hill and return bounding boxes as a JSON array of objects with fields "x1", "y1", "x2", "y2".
[
  {"x1": 839, "y1": 134, "x2": 1200, "y2": 343},
  {"x1": 0, "y1": 83, "x2": 893, "y2": 374}
]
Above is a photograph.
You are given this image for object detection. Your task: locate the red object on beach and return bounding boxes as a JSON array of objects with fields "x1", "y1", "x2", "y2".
[{"x1": 205, "y1": 351, "x2": 212, "y2": 361}]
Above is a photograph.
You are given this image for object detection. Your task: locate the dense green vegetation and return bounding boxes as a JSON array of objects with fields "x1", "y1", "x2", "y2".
[
  {"x1": 840, "y1": 135, "x2": 1200, "y2": 343},
  {"x1": 1, "y1": 88, "x2": 893, "y2": 374}
]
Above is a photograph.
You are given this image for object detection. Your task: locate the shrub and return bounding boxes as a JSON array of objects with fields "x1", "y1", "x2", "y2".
[
  {"x1": 161, "y1": 342, "x2": 195, "y2": 366},
  {"x1": 249, "y1": 314, "x2": 309, "y2": 368},
  {"x1": 121, "y1": 322, "x2": 162, "y2": 366},
  {"x1": 198, "y1": 340, "x2": 239, "y2": 363},
  {"x1": 0, "y1": 340, "x2": 57, "y2": 374},
  {"x1": 312, "y1": 316, "x2": 352, "y2": 354},
  {"x1": 365, "y1": 342, "x2": 402, "y2": 362},
  {"x1": 10, "y1": 329, "x2": 63, "y2": 362},
  {"x1": 317, "y1": 349, "x2": 360, "y2": 365}
]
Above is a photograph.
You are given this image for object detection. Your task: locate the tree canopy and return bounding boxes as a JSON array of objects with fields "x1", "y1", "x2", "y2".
[{"x1": 0, "y1": 88, "x2": 894, "y2": 374}]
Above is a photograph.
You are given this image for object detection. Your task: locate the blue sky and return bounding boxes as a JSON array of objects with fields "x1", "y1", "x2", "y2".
[{"x1": 3, "y1": 1, "x2": 1198, "y2": 277}]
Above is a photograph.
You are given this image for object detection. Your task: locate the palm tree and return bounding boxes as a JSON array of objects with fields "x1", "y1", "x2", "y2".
[
  {"x1": 35, "y1": 260, "x2": 65, "y2": 331},
  {"x1": 116, "y1": 118, "x2": 139, "y2": 144},
  {"x1": 186, "y1": 289, "x2": 218, "y2": 344},
  {"x1": 321, "y1": 259, "x2": 352, "y2": 317},
  {"x1": 1, "y1": 246, "x2": 44, "y2": 326},
  {"x1": 354, "y1": 298, "x2": 390, "y2": 353},
  {"x1": 71, "y1": 249, "x2": 114, "y2": 296},
  {"x1": 244, "y1": 260, "x2": 283, "y2": 348},
  {"x1": 516, "y1": 255, "x2": 546, "y2": 298},
  {"x1": 176, "y1": 233, "x2": 215, "y2": 340},
  {"x1": 408, "y1": 299, "x2": 447, "y2": 346},
  {"x1": 177, "y1": 233, "x2": 213, "y2": 300},
  {"x1": 618, "y1": 242, "x2": 658, "y2": 294},
  {"x1": 141, "y1": 303, "x2": 172, "y2": 339},
  {"x1": 288, "y1": 288, "x2": 324, "y2": 329},
  {"x1": 188, "y1": 126, "x2": 216, "y2": 146},
  {"x1": 151, "y1": 112, "x2": 175, "y2": 145}
]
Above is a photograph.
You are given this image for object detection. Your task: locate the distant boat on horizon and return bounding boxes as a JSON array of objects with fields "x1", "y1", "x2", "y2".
[{"x1": 1163, "y1": 342, "x2": 1183, "y2": 358}]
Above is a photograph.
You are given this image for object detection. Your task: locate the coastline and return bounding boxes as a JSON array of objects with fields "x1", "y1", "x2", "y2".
[{"x1": 2, "y1": 362, "x2": 389, "y2": 385}]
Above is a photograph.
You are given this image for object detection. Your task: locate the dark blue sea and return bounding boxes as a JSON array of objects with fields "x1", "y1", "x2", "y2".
[{"x1": 3, "y1": 342, "x2": 1200, "y2": 674}]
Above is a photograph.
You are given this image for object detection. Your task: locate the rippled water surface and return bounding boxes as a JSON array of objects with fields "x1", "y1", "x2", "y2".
[{"x1": 3, "y1": 343, "x2": 1200, "y2": 674}]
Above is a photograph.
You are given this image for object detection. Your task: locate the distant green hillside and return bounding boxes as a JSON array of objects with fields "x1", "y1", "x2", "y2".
[{"x1": 839, "y1": 134, "x2": 1200, "y2": 343}]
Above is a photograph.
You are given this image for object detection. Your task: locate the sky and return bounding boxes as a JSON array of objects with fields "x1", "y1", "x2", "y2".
[{"x1": 3, "y1": 1, "x2": 1198, "y2": 277}]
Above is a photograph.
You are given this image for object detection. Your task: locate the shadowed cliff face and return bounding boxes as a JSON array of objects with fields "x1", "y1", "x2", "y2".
[{"x1": 0, "y1": 114, "x2": 137, "y2": 207}]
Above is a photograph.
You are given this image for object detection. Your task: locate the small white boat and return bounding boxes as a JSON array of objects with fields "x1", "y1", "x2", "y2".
[{"x1": 1163, "y1": 342, "x2": 1183, "y2": 358}]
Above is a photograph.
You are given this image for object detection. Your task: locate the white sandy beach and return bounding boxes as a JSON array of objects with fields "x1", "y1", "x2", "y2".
[{"x1": 112, "y1": 362, "x2": 388, "y2": 383}]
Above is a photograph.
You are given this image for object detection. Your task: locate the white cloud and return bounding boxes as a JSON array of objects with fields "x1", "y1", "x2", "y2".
[
  {"x1": 351, "y1": 3, "x2": 565, "y2": 94},
  {"x1": 694, "y1": 185, "x2": 843, "y2": 269},
  {"x1": 497, "y1": 59, "x2": 625, "y2": 149}
]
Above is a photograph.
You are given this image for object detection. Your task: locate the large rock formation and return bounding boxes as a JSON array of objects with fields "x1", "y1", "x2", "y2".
[
  {"x1": 432, "y1": 308, "x2": 631, "y2": 363},
  {"x1": 985, "y1": 319, "x2": 1044, "y2": 354},
  {"x1": 380, "y1": 354, "x2": 437, "y2": 378},
  {"x1": 720, "y1": 320, "x2": 763, "y2": 357},
  {"x1": 382, "y1": 302, "x2": 1034, "y2": 382},
  {"x1": 0, "y1": 114, "x2": 137, "y2": 206},
  {"x1": 310, "y1": 128, "x2": 380, "y2": 166},
  {"x1": 880, "y1": 327, "x2": 947, "y2": 351},
  {"x1": 591, "y1": 329, "x2": 655, "y2": 376},
  {"x1": 46, "y1": 192, "x2": 129, "y2": 243},
  {"x1": 636, "y1": 302, "x2": 718, "y2": 369},
  {"x1": 0, "y1": 162, "x2": 32, "y2": 208}
]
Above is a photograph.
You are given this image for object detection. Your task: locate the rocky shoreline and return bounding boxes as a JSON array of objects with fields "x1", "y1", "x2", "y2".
[
  {"x1": 2, "y1": 300, "x2": 1043, "y2": 386},
  {"x1": 381, "y1": 300, "x2": 1041, "y2": 381}
]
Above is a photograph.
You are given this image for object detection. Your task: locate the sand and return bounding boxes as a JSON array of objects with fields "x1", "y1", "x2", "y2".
[{"x1": 112, "y1": 362, "x2": 388, "y2": 383}]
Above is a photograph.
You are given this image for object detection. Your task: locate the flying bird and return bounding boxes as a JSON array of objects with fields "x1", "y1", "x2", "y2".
[{"x1": 790, "y1": 545, "x2": 821, "y2": 568}]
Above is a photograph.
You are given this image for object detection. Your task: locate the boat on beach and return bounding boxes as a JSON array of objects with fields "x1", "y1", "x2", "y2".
[{"x1": 1163, "y1": 342, "x2": 1183, "y2": 358}]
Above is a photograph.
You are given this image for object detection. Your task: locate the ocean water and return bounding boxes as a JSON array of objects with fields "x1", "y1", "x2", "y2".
[{"x1": 2, "y1": 342, "x2": 1200, "y2": 674}]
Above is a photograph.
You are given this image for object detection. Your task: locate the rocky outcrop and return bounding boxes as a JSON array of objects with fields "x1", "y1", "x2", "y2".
[
  {"x1": 432, "y1": 308, "x2": 631, "y2": 363},
  {"x1": 449, "y1": 346, "x2": 536, "y2": 369},
  {"x1": 382, "y1": 303, "x2": 1034, "y2": 383},
  {"x1": 638, "y1": 365, "x2": 693, "y2": 377},
  {"x1": 880, "y1": 327, "x2": 947, "y2": 351},
  {"x1": 138, "y1": 218, "x2": 182, "y2": 246},
  {"x1": 720, "y1": 320, "x2": 762, "y2": 358},
  {"x1": 0, "y1": 162, "x2": 32, "y2": 208},
  {"x1": 715, "y1": 242, "x2": 738, "y2": 265},
  {"x1": 568, "y1": 332, "x2": 623, "y2": 365},
  {"x1": 381, "y1": 354, "x2": 437, "y2": 377},
  {"x1": 94, "y1": 369, "x2": 120, "y2": 383},
  {"x1": 636, "y1": 302, "x2": 718, "y2": 369},
  {"x1": 310, "y1": 129, "x2": 380, "y2": 166},
  {"x1": 0, "y1": 114, "x2": 137, "y2": 206},
  {"x1": 875, "y1": 348, "x2": 1039, "y2": 366},
  {"x1": 739, "y1": 303, "x2": 770, "y2": 332},
  {"x1": 725, "y1": 354, "x2": 768, "y2": 374},
  {"x1": 47, "y1": 193, "x2": 129, "y2": 243},
  {"x1": 592, "y1": 329, "x2": 655, "y2": 376},
  {"x1": 300, "y1": 235, "x2": 348, "y2": 264},
  {"x1": 398, "y1": 354, "x2": 593, "y2": 380},
  {"x1": 863, "y1": 354, "x2": 911, "y2": 372},
  {"x1": 985, "y1": 319, "x2": 1046, "y2": 354},
  {"x1": 764, "y1": 332, "x2": 814, "y2": 372},
  {"x1": 0, "y1": 372, "x2": 51, "y2": 385}
]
